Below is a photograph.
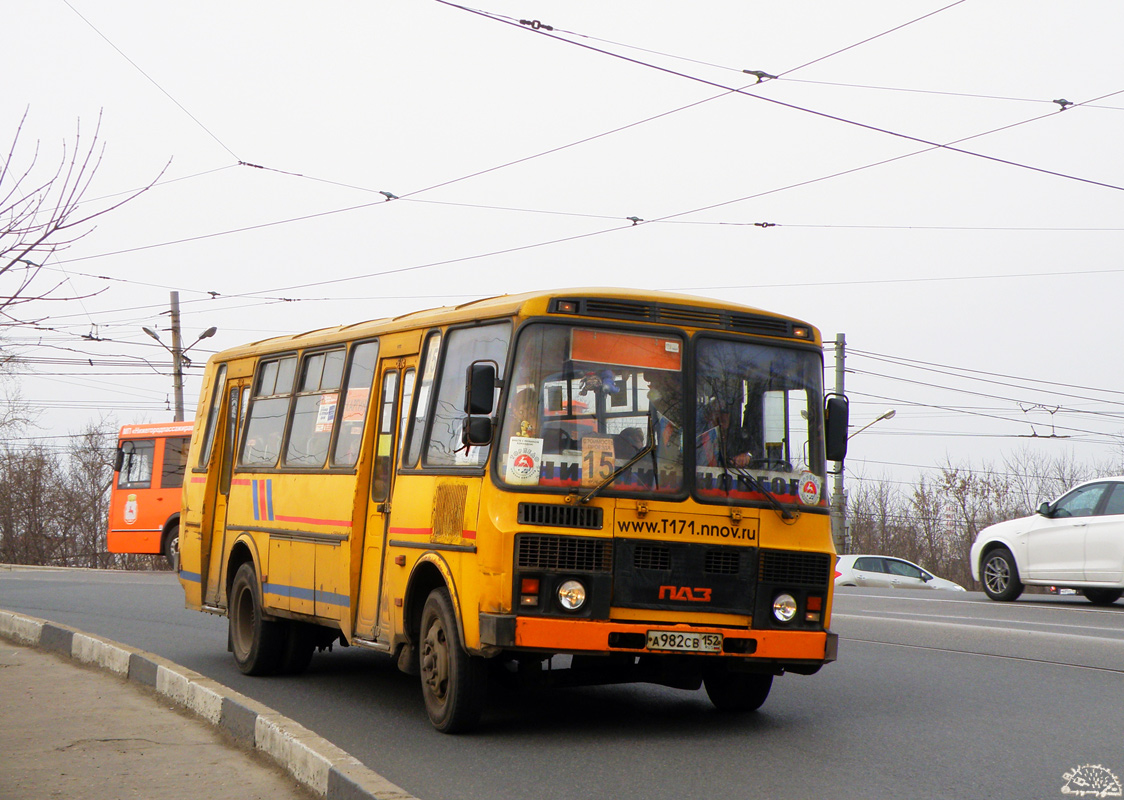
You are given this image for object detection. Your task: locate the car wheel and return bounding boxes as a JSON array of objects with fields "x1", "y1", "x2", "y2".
[
  {"x1": 1082, "y1": 588, "x2": 1123, "y2": 606},
  {"x1": 704, "y1": 670, "x2": 773, "y2": 712},
  {"x1": 981, "y1": 548, "x2": 1023, "y2": 601},
  {"x1": 229, "y1": 562, "x2": 284, "y2": 675},
  {"x1": 419, "y1": 587, "x2": 485, "y2": 733}
]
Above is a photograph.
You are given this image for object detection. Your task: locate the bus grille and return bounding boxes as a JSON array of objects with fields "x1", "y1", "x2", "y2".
[
  {"x1": 705, "y1": 549, "x2": 741, "y2": 575},
  {"x1": 758, "y1": 550, "x2": 832, "y2": 587},
  {"x1": 518, "y1": 502, "x2": 603, "y2": 530},
  {"x1": 516, "y1": 535, "x2": 613, "y2": 573},
  {"x1": 633, "y1": 544, "x2": 671, "y2": 571},
  {"x1": 553, "y1": 297, "x2": 796, "y2": 337}
]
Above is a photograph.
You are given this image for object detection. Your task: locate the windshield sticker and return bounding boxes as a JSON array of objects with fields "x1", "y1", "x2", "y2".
[
  {"x1": 798, "y1": 472, "x2": 822, "y2": 506},
  {"x1": 506, "y1": 437, "x2": 543, "y2": 486},
  {"x1": 580, "y1": 436, "x2": 615, "y2": 487}
]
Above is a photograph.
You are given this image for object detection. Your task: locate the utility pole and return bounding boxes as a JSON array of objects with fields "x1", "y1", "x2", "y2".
[
  {"x1": 169, "y1": 291, "x2": 185, "y2": 422},
  {"x1": 831, "y1": 333, "x2": 847, "y2": 554},
  {"x1": 143, "y1": 291, "x2": 217, "y2": 423}
]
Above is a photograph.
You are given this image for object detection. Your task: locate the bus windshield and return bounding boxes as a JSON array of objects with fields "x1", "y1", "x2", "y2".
[{"x1": 496, "y1": 323, "x2": 827, "y2": 505}]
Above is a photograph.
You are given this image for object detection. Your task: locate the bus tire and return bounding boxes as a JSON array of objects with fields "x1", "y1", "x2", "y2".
[
  {"x1": 162, "y1": 523, "x2": 180, "y2": 568},
  {"x1": 704, "y1": 670, "x2": 773, "y2": 712},
  {"x1": 229, "y1": 563, "x2": 284, "y2": 676},
  {"x1": 419, "y1": 587, "x2": 485, "y2": 733},
  {"x1": 981, "y1": 547, "x2": 1023, "y2": 601},
  {"x1": 279, "y1": 621, "x2": 317, "y2": 675}
]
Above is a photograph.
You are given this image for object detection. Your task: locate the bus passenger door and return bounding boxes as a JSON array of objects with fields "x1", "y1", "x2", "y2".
[
  {"x1": 355, "y1": 361, "x2": 414, "y2": 641},
  {"x1": 203, "y1": 381, "x2": 249, "y2": 606}
]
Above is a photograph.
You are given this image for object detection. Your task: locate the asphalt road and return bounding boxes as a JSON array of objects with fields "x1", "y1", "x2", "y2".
[{"x1": 2, "y1": 568, "x2": 1123, "y2": 800}]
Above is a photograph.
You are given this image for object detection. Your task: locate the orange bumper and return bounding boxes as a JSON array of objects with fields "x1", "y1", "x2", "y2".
[{"x1": 511, "y1": 616, "x2": 832, "y2": 661}]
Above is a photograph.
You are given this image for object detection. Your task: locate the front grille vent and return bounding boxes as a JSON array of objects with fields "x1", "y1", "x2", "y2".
[
  {"x1": 554, "y1": 297, "x2": 799, "y2": 337},
  {"x1": 518, "y1": 502, "x2": 603, "y2": 530},
  {"x1": 516, "y1": 535, "x2": 613, "y2": 573},
  {"x1": 705, "y1": 550, "x2": 741, "y2": 575},
  {"x1": 633, "y1": 544, "x2": 671, "y2": 571},
  {"x1": 758, "y1": 550, "x2": 832, "y2": 587}
]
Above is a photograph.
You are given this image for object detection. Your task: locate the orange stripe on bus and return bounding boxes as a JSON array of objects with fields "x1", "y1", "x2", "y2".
[
  {"x1": 274, "y1": 515, "x2": 352, "y2": 528},
  {"x1": 389, "y1": 527, "x2": 475, "y2": 539}
]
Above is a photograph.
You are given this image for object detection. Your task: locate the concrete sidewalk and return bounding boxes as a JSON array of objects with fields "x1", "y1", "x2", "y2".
[{"x1": 0, "y1": 610, "x2": 416, "y2": 800}]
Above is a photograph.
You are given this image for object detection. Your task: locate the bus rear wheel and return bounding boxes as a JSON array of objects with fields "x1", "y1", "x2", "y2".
[
  {"x1": 419, "y1": 588, "x2": 485, "y2": 733},
  {"x1": 704, "y1": 670, "x2": 773, "y2": 712},
  {"x1": 162, "y1": 523, "x2": 179, "y2": 568},
  {"x1": 229, "y1": 563, "x2": 284, "y2": 675}
]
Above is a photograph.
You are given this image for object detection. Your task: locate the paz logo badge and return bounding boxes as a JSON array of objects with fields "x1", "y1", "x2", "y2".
[{"x1": 1061, "y1": 765, "x2": 1122, "y2": 797}]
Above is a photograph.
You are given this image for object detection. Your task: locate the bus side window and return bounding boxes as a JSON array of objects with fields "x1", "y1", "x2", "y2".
[
  {"x1": 241, "y1": 356, "x2": 297, "y2": 468},
  {"x1": 118, "y1": 440, "x2": 155, "y2": 489},
  {"x1": 424, "y1": 322, "x2": 511, "y2": 467},
  {"x1": 398, "y1": 369, "x2": 416, "y2": 459},
  {"x1": 331, "y1": 341, "x2": 379, "y2": 468},
  {"x1": 161, "y1": 437, "x2": 190, "y2": 489},
  {"x1": 285, "y1": 348, "x2": 346, "y2": 468},
  {"x1": 403, "y1": 332, "x2": 441, "y2": 469},
  {"x1": 197, "y1": 364, "x2": 228, "y2": 469},
  {"x1": 372, "y1": 370, "x2": 399, "y2": 501}
]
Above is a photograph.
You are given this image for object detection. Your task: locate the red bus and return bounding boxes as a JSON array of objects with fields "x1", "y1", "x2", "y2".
[{"x1": 107, "y1": 421, "x2": 193, "y2": 564}]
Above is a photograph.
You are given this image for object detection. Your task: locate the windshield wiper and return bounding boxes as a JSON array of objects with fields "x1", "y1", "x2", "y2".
[
  {"x1": 578, "y1": 415, "x2": 659, "y2": 505},
  {"x1": 730, "y1": 465, "x2": 797, "y2": 521}
]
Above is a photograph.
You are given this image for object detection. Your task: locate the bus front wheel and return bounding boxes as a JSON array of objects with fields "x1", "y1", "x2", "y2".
[
  {"x1": 704, "y1": 670, "x2": 773, "y2": 712},
  {"x1": 419, "y1": 588, "x2": 485, "y2": 733},
  {"x1": 229, "y1": 563, "x2": 284, "y2": 675}
]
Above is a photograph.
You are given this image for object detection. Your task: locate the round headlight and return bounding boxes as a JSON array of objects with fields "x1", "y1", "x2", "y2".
[
  {"x1": 557, "y1": 580, "x2": 587, "y2": 611},
  {"x1": 772, "y1": 593, "x2": 797, "y2": 623}
]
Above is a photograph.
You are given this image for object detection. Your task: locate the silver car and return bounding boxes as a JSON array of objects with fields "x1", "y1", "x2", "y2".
[{"x1": 834, "y1": 555, "x2": 966, "y2": 591}]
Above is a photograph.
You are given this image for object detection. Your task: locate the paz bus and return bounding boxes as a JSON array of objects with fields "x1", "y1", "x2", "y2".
[
  {"x1": 108, "y1": 421, "x2": 194, "y2": 564},
  {"x1": 178, "y1": 288, "x2": 848, "y2": 732}
]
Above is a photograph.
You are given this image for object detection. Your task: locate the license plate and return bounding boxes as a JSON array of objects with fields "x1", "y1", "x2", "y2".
[{"x1": 645, "y1": 630, "x2": 722, "y2": 653}]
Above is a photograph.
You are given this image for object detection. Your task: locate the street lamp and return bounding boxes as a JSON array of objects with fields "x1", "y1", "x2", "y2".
[
  {"x1": 834, "y1": 408, "x2": 896, "y2": 554},
  {"x1": 848, "y1": 408, "x2": 896, "y2": 440},
  {"x1": 143, "y1": 291, "x2": 217, "y2": 421}
]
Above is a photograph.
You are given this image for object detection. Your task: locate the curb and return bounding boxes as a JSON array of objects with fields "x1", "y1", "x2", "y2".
[{"x1": 0, "y1": 609, "x2": 418, "y2": 800}]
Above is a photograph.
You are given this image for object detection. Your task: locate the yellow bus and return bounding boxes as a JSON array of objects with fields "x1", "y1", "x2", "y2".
[{"x1": 179, "y1": 288, "x2": 848, "y2": 732}]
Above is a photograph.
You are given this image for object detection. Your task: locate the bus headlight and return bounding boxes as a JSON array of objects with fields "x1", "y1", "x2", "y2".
[
  {"x1": 772, "y1": 593, "x2": 797, "y2": 623},
  {"x1": 557, "y1": 580, "x2": 587, "y2": 611}
]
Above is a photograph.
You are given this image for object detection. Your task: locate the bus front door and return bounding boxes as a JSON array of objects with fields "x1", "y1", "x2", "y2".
[
  {"x1": 355, "y1": 361, "x2": 414, "y2": 642},
  {"x1": 202, "y1": 380, "x2": 249, "y2": 607}
]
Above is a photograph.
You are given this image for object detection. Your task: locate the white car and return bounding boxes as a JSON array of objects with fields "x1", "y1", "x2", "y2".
[
  {"x1": 970, "y1": 477, "x2": 1124, "y2": 605},
  {"x1": 834, "y1": 555, "x2": 966, "y2": 591}
]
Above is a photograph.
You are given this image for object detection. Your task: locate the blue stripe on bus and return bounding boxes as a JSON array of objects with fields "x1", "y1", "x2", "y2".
[
  {"x1": 263, "y1": 582, "x2": 350, "y2": 609},
  {"x1": 179, "y1": 570, "x2": 201, "y2": 584}
]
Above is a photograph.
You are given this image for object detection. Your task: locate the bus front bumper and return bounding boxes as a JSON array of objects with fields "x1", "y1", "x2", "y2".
[{"x1": 479, "y1": 613, "x2": 837, "y2": 665}]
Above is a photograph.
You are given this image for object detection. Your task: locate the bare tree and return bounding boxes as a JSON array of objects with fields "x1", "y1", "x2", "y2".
[{"x1": 1, "y1": 109, "x2": 164, "y2": 328}]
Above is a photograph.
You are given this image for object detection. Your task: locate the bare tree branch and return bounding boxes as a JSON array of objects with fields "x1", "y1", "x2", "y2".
[{"x1": 1, "y1": 109, "x2": 168, "y2": 322}]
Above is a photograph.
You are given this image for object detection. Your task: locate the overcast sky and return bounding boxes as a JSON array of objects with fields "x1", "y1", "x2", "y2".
[{"x1": 7, "y1": 0, "x2": 1124, "y2": 492}]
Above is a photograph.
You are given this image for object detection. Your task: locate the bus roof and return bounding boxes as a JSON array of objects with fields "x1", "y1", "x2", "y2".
[
  {"x1": 207, "y1": 287, "x2": 820, "y2": 362},
  {"x1": 119, "y1": 421, "x2": 195, "y2": 438}
]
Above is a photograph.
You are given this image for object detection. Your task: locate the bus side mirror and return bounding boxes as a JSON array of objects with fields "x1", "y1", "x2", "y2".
[
  {"x1": 465, "y1": 362, "x2": 498, "y2": 415},
  {"x1": 824, "y1": 394, "x2": 849, "y2": 463},
  {"x1": 463, "y1": 416, "x2": 494, "y2": 447},
  {"x1": 113, "y1": 447, "x2": 125, "y2": 473}
]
